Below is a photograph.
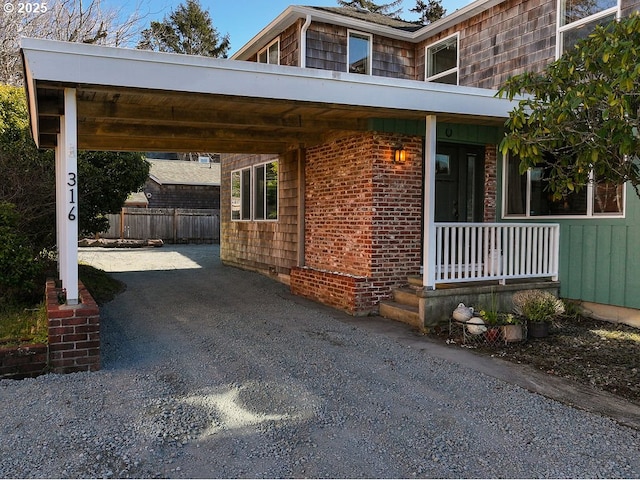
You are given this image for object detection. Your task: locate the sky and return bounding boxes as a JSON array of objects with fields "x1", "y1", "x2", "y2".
[{"x1": 134, "y1": 0, "x2": 474, "y2": 56}]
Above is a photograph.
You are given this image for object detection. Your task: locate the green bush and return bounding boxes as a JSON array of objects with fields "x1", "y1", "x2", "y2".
[{"x1": 0, "y1": 202, "x2": 42, "y2": 304}]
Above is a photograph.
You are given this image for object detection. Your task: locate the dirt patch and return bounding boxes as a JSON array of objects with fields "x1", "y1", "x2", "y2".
[{"x1": 428, "y1": 316, "x2": 640, "y2": 405}]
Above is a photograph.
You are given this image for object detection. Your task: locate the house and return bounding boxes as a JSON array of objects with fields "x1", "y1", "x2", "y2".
[
  {"x1": 144, "y1": 158, "x2": 221, "y2": 210},
  {"x1": 19, "y1": 0, "x2": 640, "y2": 327},
  {"x1": 219, "y1": 0, "x2": 640, "y2": 326}
]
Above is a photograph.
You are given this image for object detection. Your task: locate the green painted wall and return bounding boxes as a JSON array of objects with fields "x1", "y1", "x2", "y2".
[
  {"x1": 497, "y1": 159, "x2": 640, "y2": 309},
  {"x1": 369, "y1": 119, "x2": 502, "y2": 144},
  {"x1": 555, "y1": 191, "x2": 640, "y2": 309}
]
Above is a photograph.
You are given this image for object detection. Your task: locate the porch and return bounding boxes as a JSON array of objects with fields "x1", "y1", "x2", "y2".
[{"x1": 381, "y1": 222, "x2": 560, "y2": 328}]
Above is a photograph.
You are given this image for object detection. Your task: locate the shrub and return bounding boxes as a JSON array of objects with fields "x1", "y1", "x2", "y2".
[
  {"x1": 512, "y1": 289, "x2": 564, "y2": 323},
  {"x1": 0, "y1": 202, "x2": 42, "y2": 304}
]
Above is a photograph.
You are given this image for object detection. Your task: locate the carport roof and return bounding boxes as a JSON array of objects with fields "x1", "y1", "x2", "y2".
[{"x1": 21, "y1": 38, "x2": 513, "y2": 154}]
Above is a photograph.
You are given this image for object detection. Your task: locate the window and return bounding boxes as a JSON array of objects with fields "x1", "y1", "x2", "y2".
[
  {"x1": 557, "y1": 0, "x2": 619, "y2": 55},
  {"x1": 348, "y1": 31, "x2": 372, "y2": 75},
  {"x1": 425, "y1": 33, "x2": 459, "y2": 85},
  {"x1": 254, "y1": 161, "x2": 278, "y2": 220},
  {"x1": 503, "y1": 155, "x2": 624, "y2": 218},
  {"x1": 258, "y1": 38, "x2": 280, "y2": 65},
  {"x1": 231, "y1": 161, "x2": 278, "y2": 221}
]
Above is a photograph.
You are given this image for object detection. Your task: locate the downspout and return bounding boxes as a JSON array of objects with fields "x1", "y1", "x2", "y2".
[{"x1": 299, "y1": 14, "x2": 311, "y2": 68}]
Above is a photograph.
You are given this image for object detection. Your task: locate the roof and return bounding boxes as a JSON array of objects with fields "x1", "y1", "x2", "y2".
[
  {"x1": 232, "y1": 1, "x2": 504, "y2": 60},
  {"x1": 309, "y1": 6, "x2": 423, "y2": 32},
  {"x1": 148, "y1": 159, "x2": 221, "y2": 186},
  {"x1": 125, "y1": 191, "x2": 149, "y2": 207},
  {"x1": 21, "y1": 38, "x2": 514, "y2": 154}
]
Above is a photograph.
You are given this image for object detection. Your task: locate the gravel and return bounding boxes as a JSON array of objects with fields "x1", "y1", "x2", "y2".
[{"x1": 0, "y1": 245, "x2": 639, "y2": 478}]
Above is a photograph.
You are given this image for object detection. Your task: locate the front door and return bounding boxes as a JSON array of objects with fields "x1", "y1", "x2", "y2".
[{"x1": 434, "y1": 143, "x2": 485, "y2": 223}]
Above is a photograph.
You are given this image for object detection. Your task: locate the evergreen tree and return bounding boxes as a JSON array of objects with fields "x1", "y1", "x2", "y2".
[
  {"x1": 411, "y1": 0, "x2": 446, "y2": 24},
  {"x1": 137, "y1": 0, "x2": 230, "y2": 58},
  {"x1": 337, "y1": 0, "x2": 404, "y2": 17}
]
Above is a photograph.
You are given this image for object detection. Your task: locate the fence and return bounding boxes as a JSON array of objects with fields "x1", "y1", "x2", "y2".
[
  {"x1": 103, "y1": 208, "x2": 220, "y2": 244},
  {"x1": 434, "y1": 222, "x2": 560, "y2": 284}
]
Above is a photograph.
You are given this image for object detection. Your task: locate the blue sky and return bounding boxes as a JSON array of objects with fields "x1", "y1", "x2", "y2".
[{"x1": 135, "y1": 0, "x2": 473, "y2": 55}]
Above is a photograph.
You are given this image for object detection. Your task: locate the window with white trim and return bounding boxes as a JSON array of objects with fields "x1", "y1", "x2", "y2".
[
  {"x1": 258, "y1": 38, "x2": 280, "y2": 64},
  {"x1": 348, "y1": 30, "x2": 372, "y2": 75},
  {"x1": 503, "y1": 154, "x2": 625, "y2": 218},
  {"x1": 231, "y1": 161, "x2": 278, "y2": 221},
  {"x1": 557, "y1": 0, "x2": 619, "y2": 56},
  {"x1": 425, "y1": 33, "x2": 459, "y2": 85}
]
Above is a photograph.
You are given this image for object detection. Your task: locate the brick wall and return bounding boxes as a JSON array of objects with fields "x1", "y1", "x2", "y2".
[
  {"x1": 484, "y1": 144, "x2": 498, "y2": 222},
  {"x1": 0, "y1": 343, "x2": 47, "y2": 380},
  {"x1": 46, "y1": 280, "x2": 100, "y2": 374},
  {"x1": 297, "y1": 132, "x2": 423, "y2": 314}
]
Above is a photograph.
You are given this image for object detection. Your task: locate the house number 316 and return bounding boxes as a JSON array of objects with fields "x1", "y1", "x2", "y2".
[{"x1": 67, "y1": 172, "x2": 77, "y2": 221}]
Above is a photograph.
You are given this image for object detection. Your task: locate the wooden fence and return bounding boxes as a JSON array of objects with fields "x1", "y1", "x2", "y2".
[{"x1": 102, "y1": 208, "x2": 220, "y2": 243}]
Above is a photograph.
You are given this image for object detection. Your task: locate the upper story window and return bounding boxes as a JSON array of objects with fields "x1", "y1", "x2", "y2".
[
  {"x1": 557, "y1": 0, "x2": 619, "y2": 55},
  {"x1": 425, "y1": 33, "x2": 459, "y2": 85},
  {"x1": 348, "y1": 30, "x2": 372, "y2": 75},
  {"x1": 258, "y1": 38, "x2": 280, "y2": 65},
  {"x1": 503, "y1": 155, "x2": 625, "y2": 218},
  {"x1": 231, "y1": 160, "x2": 279, "y2": 221}
]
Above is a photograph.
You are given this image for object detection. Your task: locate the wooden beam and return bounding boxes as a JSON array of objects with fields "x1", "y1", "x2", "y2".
[
  {"x1": 77, "y1": 135, "x2": 290, "y2": 153},
  {"x1": 78, "y1": 122, "x2": 326, "y2": 145},
  {"x1": 76, "y1": 99, "x2": 371, "y2": 132}
]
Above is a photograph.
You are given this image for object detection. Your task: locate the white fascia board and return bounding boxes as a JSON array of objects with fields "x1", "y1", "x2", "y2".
[
  {"x1": 232, "y1": 1, "x2": 504, "y2": 61},
  {"x1": 148, "y1": 174, "x2": 163, "y2": 186},
  {"x1": 21, "y1": 37, "x2": 514, "y2": 143}
]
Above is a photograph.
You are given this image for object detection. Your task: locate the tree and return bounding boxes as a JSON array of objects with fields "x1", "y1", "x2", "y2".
[
  {"x1": 337, "y1": 0, "x2": 404, "y2": 17},
  {"x1": 0, "y1": 0, "x2": 147, "y2": 85},
  {"x1": 0, "y1": 85, "x2": 149, "y2": 248},
  {"x1": 410, "y1": 0, "x2": 446, "y2": 24},
  {"x1": 498, "y1": 14, "x2": 640, "y2": 200},
  {"x1": 77, "y1": 151, "x2": 149, "y2": 236},
  {"x1": 137, "y1": 0, "x2": 230, "y2": 57}
]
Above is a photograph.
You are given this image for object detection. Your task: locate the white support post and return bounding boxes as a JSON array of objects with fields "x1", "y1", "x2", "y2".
[
  {"x1": 423, "y1": 115, "x2": 437, "y2": 289},
  {"x1": 57, "y1": 88, "x2": 79, "y2": 304}
]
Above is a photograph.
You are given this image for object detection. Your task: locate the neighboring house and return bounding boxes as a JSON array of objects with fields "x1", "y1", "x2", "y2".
[
  {"x1": 220, "y1": 0, "x2": 640, "y2": 323},
  {"x1": 144, "y1": 158, "x2": 221, "y2": 209}
]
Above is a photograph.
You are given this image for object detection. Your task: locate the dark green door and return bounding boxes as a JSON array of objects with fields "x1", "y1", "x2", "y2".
[{"x1": 434, "y1": 143, "x2": 485, "y2": 223}]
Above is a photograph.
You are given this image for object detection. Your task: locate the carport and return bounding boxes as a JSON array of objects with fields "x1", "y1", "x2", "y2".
[{"x1": 21, "y1": 37, "x2": 513, "y2": 304}]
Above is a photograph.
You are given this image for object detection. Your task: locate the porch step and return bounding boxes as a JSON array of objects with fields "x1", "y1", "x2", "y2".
[
  {"x1": 392, "y1": 287, "x2": 420, "y2": 308},
  {"x1": 379, "y1": 301, "x2": 421, "y2": 328},
  {"x1": 407, "y1": 276, "x2": 422, "y2": 288}
]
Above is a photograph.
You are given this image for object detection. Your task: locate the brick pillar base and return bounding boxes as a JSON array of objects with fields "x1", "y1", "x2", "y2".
[
  {"x1": 290, "y1": 266, "x2": 374, "y2": 315},
  {"x1": 45, "y1": 280, "x2": 100, "y2": 374}
]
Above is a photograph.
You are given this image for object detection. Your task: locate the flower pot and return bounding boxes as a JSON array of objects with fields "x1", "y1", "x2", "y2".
[
  {"x1": 528, "y1": 321, "x2": 549, "y2": 338},
  {"x1": 502, "y1": 324, "x2": 524, "y2": 343}
]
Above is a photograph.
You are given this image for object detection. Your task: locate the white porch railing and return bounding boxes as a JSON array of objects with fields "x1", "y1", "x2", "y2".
[{"x1": 433, "y1": 223, "x2": 560, "y2": 285}]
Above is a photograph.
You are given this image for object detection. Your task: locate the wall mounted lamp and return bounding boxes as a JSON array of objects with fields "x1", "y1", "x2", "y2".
[{"x1": 393, "y1": 144, "x2": 406, "y2": 164}]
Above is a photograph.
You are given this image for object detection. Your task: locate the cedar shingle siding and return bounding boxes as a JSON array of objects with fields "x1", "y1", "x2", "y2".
[{"x1": 220, "y1": 152, "x2": 299, "y2": 276}]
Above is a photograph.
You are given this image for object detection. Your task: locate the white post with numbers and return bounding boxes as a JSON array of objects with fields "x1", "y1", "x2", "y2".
[{"x1": 56, "y1": 88, "x2": 79, "y2": 304}]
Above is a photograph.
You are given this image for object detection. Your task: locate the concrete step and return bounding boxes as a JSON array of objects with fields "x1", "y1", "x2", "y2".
[
  {"x1": 407, "y1": 276, "x2": 422, "y2": 287},
  {"x1": 392, "y1": 287, "x2": 420, "y2": 308},
  {"x1": 379, "y1": 301, "x2": 422, "y2": 328}
]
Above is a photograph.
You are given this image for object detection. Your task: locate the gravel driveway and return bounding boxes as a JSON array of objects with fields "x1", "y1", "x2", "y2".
[{"x1": 1, "y1": 244, "x2": 639, "y2": 478}]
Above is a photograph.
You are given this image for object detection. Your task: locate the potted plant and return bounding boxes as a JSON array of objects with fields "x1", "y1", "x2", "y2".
[
  {"x1": 512, "y1": 290, "x2": 564, "y2": 338},
  {"x1": 479, "y1": 292, "x2": 501, "y2": 343},
  {"x1": 500, "y1": 313, "x2": 524, "y2": 342}
]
